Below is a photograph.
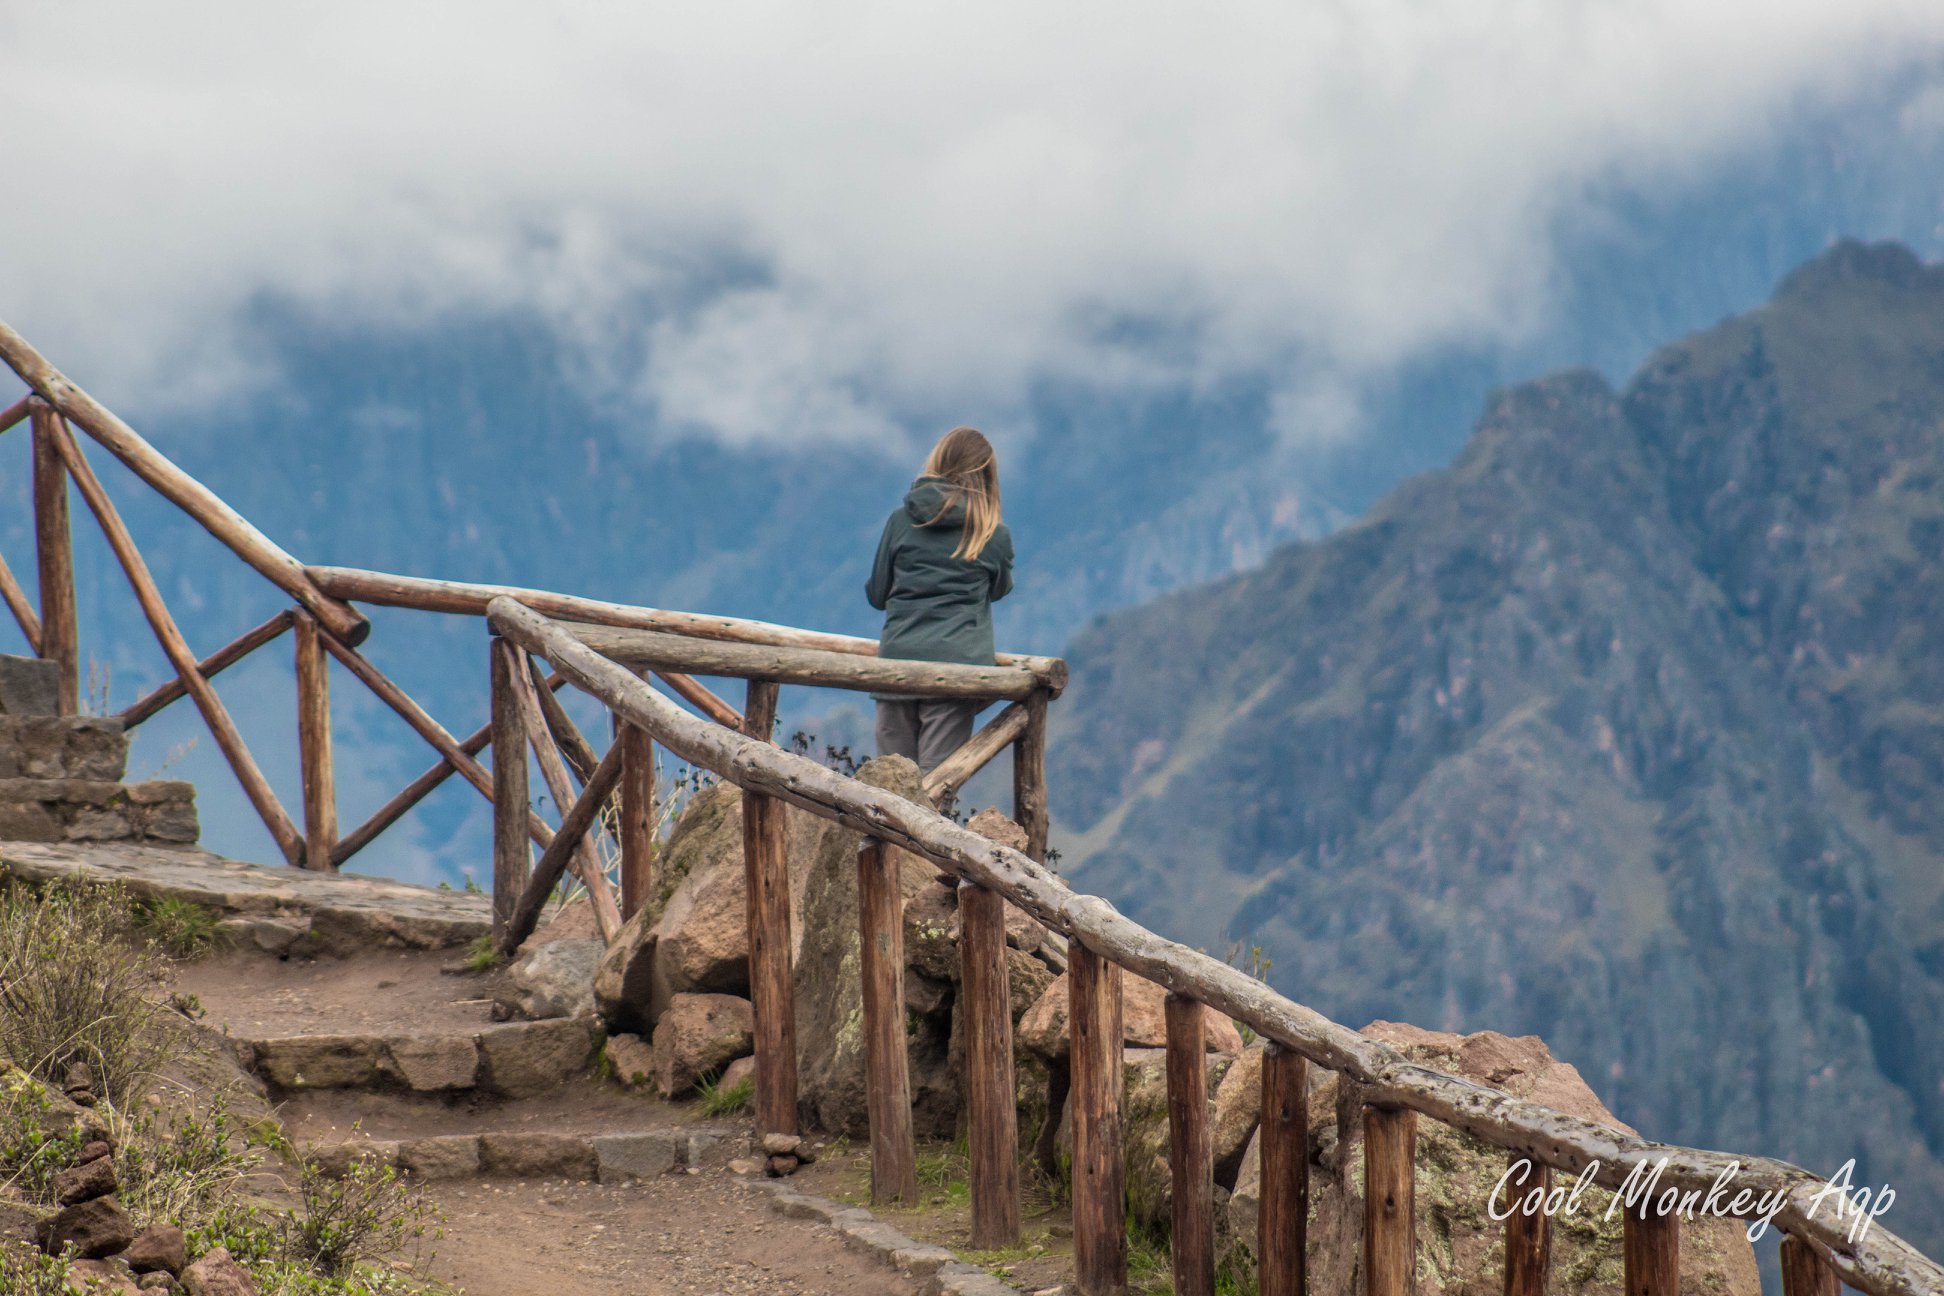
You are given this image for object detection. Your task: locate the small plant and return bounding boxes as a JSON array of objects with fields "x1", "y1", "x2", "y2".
[
  {"x1": 139, "y1": 734, "x2": 201, "y2": 781},
  {"x1": 0, "y1": 878, "x2": 177, "y2": 1106},
  {"x1": 459, "y1": 933, "x2": 503, "y2": 973},
  {"x1": 696, "y1": 1071, "x2": 754, "y2": 1118},
  {"x1": 132, "y1": 895, "x2": 228, "y2": 960},
  {"x1": 83, "y1": 655, "x2": 114, "y2": 717},
  {"x1": 915, "y1": 1140, "x2": 972, "y2": 1208},
  {"x1": 0, "y1": 1071, "x2": 87, "y2": 1203},
  {"x1": 281, "y1": 1154, "x2": 442, "y2": 1279},
  {"x1": 116, "y1": 1097, "x2": 265, "y2": 1229},
  {"x1": 0, "y1": 1243, "x2": 75, "y2": 1295}
]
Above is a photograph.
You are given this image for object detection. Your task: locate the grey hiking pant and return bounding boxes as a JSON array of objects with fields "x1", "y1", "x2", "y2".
[{"x1": 875, "y1": 699, "x2": 979, "y2": 775}]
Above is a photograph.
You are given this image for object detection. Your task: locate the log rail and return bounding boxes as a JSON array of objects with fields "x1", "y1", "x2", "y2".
[{"x1": 489, "y1": 594, "x2": 1941, "y2": 1296}]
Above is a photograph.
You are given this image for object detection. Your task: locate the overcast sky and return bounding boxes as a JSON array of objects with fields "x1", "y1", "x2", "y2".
[{"x1": 4, "y1": 2, "x2": 1944, "y2": 451}]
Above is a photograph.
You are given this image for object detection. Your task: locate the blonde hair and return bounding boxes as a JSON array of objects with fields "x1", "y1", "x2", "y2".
[{"x1": 919, "y1": 426, "x2": 1002, "y2": 560}]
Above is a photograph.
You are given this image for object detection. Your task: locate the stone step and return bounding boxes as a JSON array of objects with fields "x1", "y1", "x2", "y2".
[
  {"x1": 305, "y1": 1124, "x2": 733, "y2": 1185},
  {"x1": 0, "y1": 714, "x2": 129, "y2": 781},
  {"x1": 0, "y1": 654, "x2": 61, "y2": 717},
  {"x1": 237, "y1": 1016, "x2": 606, "y2": 1100},
  {"x1": 0, "y1": 839, "x2": 491, "y2": 950},
  {"x1": 0, "y1": 776, "x2": 196, "y2": 845}
]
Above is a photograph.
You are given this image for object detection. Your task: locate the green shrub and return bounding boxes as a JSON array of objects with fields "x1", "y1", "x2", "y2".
[
  {"x1": 696, "y1": 1071, "x2": 753, "y2": 1117},
  {"x1": 0, "y1": 1071, "x2": 86, "y2": 1203},
  {"x1": 459, "y1": 934, "x2": 503, "y2": 973},
  {"x1": 0, "y1": 879, "x2": 176, "y2": 1106},
  {"x1": 281, "y1": 1154, "x2": 442, "y2": 1279},
  {"x1": 131, "y1": 895, "x2": 228, "y2": 960},
  {"x1": 0, "y1": 1243, "x2": 74, "y2": 1295},
  {"x1": 117, "y1": 1097, "x2": 265, "y2": 1229}
]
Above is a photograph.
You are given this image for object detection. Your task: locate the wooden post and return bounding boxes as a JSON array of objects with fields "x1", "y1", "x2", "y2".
[
  {"x1": 742, "y1": 678, "x2": 796, "y2": 1135},
  {"x1": 509, "y1": 656, "x2": 621, "y2": 940},
  {"x1": 1165, "y1": 993, "x2": 1215, "y2": 1296},
  {"x1": 620, "y1": 724, "x2": 657, "y2": 921},
  {"x1": 490, "y1": 637, "x2": 530, "y2": 943},
  {"x1": 1622, "y1": 1200, "x2": 1679, "y2": 1296},
  {"x1": 1260, "y1": 1042, "x2": 1309, "y2": 1296},
  {"x1": 1070, "y1": 943, "x2": 1126, "y2": 1296},
  {"x1": 50, "y1": 420, "x2": 304, "y2": 863},
  {"x1": 858, "y1": 838, "x2": 918, "y2": 1204},
  {"x1": 1363, "y1": 1104, "x2": 1416, "y2": 1296},
  {"x1": 499, "y1": 739, "x2": 626, "y2": 957},
  {"x1": 31, "y1": 401, "x2": 77, "y2": 714},
  {"x1": 961, "y1": 878, "x2": 1020, "y2": 1246},
  {"x1": 1013, "y1": 689, "x2": 1049, "y2": 862},
  {"x1": 1779, "y1": 1235, "x2": 1840, "y2": 1296},
  {"x1": 294, "y1": 613, "x2": 337, "y2": 871},
  {"x1": 0, "y1": 550, "x2": 42, "y2": 654},
  {"x1": 1501, "y1": 1159, "x2": 1550, "y2": 1296}
]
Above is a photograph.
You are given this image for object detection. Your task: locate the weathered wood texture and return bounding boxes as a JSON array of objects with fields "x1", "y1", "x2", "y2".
[
  {"x1": 0, "y1": 323, "x2": 369, "y2": 644},
  {"x1": 922, "y1": 701, "x2": 1028, "y2": 802},
  {"x1": 0, "y1": 394, "x2": 30, "y2": 435},
  {"x1": 1781, "y1": 1235, "x2": 1841, "y2": 1296},
  {"x1": 960, "y1": 878, "x2": 1020, "y2": 1247},
  {"x1": 294, "y1": 614, "x2": 337, "y2": 871},
  {"x1": 1013, "y1": 690, "x2": 1050, "y2": 861},
  {"x1": 509, "y1": 655, "x2": 620, "y2": 940},
  {"x1": 1623, "y1": 1204, "x2": 1679, "y2": 1296},
  {"x1": 330, "y1": 674, "x2": 563, "y2": 868},
  {"x1": 0, "y1": 549, "x2": 41, "y2": 654},
  {"x1": 567, "y1": 623, "x2": 1057, "y2": 701},
  {"x1": 653, "y1": 669, "x2": 744, "y2": 728},
  {"x1": 857, "y1": 838, "x2": 918, "y2": 1204},
  {"x1": 483, "y1": 597, "x2": 1944, "y2": 1296},
  {"x1": 31, "y1": 402, "x2": 78, "y2": 715},
  {"x1": 119, "y1": 609, "x2": 293, "y2": 728},
  {"x1": 490, "y1": 638, "x2": 530, "y2": 941},
  {"x1": 1166, "y1": 993, "x2": 1215, "y2": 1296},
  {"x1": 1364, "y1": 1104, "x2": 1417, "y2": 1296},
  {"x1": 619, "y1": 724, "x2": 657, "y2": 922},
  {"x1": 498, "y1": 738, "x2": 627, "y2": 957},
  {"x1": 52, "y1": 422, "x2": 304, "y2": 863},
  {"x1": 529, "y1": 657, "x2": 601, "y2": 782},
  {"x1": 740, "y1": 680, "x2": 796, "y2": 1137},
  {"x1": 1501, "y1": 1160, "x2": 1551, "y2": 1296},
  {"x1": 1070, "y1": 943, "x2": 1127, "y2": 1295},
  {"x1": 1260, "y1": 1042, "x2": 1309, "y2": 1296},
  {"x1": 307, "y1": 564, "x2": 1062, "y2": 679}
]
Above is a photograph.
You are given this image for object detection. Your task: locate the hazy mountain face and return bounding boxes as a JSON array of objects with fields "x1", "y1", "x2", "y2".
[{"x1": 1046, "y1": 241, "x2": 1944, "y2": 1253}]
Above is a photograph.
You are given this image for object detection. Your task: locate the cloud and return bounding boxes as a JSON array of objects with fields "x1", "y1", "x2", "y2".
[{"x1": 2, "y1": 2, "x2": 1942, "y2": 448}]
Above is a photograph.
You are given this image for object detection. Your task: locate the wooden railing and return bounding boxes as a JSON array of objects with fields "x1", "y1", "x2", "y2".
[
  {"x1": 488, "y1": 596, "x2": 1944, "y2": 1296},
  {"x1": 3, "y1": 320, "x2": 1939, "y2": 1296}
]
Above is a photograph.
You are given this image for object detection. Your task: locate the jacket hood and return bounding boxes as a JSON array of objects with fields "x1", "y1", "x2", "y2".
[{"x1": 903, "y1": 476, "x2": 966, "y2": 529}]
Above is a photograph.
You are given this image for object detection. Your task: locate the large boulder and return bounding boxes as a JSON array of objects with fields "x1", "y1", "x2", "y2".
[
  {"x1": 1223, "y1": 1023, "x2": 1762, "y2": 1296},
  {"x1": 593, "y1": 782, "x2": 824, "y2": 1032},
  {"x1": 1017, "y1": 970, "x2": 1243, "y2": 1059},
  {"x1": 792, "y1": 757, "x2": 953, "y2": 1136},
  {"x1": 649, "y1": 993, "x2": 754, "y2": 1098},
  {"x1": 1210, "y1": 1042, "x2": 1264, "y2": 1189},
  {"x1": 500, "y1": 937, "x2": 603, "y2": 1021},
  {"x1": 38, "y1": 1195, "x2": 133, "y2": 1260}
]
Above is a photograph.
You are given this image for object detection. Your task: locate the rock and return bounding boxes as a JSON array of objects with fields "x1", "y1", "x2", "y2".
[
  {"x1": 0, "y1": 1198, "x2": 54, "y2": 1246},
  {"x1": 593, "y1": 1131, "x2": 683, "y2": 1183},
  {"x1": 1018, "y1": 971, "x2": 1239, "y2": 1059},
  {"x1": 138, "y1": 1273, "x2": 180, "y2": 1293},
  {"x1": 124, "y1": 1224, "x2": 188, "y2": 1276},
  {"x1": 252, "y1": 1035, "x2": 386, "y2": 1091},
  {"x1": 604, "y1": 1032, "x2": 656, "y2": 1088},
  {"x1": 718, "y1": 1054, "x2": 756, "y2": 1092},
  {"x1": 180, "y1": 1246, "x2": 258, "y2": 1296},
  {"x1": 55, "y1": 1154, "x2": 118, "y2": 1205},
  {"x1": 792, "y1": 757, "x2": 944, "y2": 1136},
  {"x1": 65, "y1": 1258, "x2": 140, "y2": 1294},
  {"x1": 767, "y1": 1154, "x2": 801, "y2": 1176},
  {"x1": 39, "y1": 1194, "x2": 134, "y2": 1259},
  {"x1": 649, "y1": 993, "x2": 754, "y2": 1098},
  {"x1": 761, "y1": 1132, "x2": 805, "y2": 1157},
  {"x1": 304, "y1": 1141, "x2": 398, "y2": 1178},
  {"x1": 381, "y1": 1034, "x2": 479, "y2": 1092},
  {"x1": 501, "y1": 936, "x2": 603, "y2": 1021},
  {"x1": 476, "y1": 1017, "x2": 603, "y2": 1099},
  {"x1": 1210, "y1": 1043, "x2": 1263, "y2": 1189},
  {"x1": 478, "y1": 1132, "x2": 598, "y2": 1180},
  {"x1": 593, "y1": 783, "x2": 825, "y2": 1032},
  {"x1": 0, "y1": 654, "x2": 60, "y2": 716},
  {"x1": 214, "y1": 914, "x2": 311, "y2": 957},
  {"x1": 728, "y1": 1157, "x2": 763, "y2": 1175},
  {"x1": 78, "y1": 1140, "x2": 113, "y2": 1164},
  {"x1": 396, "y1": 1135, "x2": 481, "y2": 1180},
  {"x1": 1221, "y1": 1024, "x2": 1761, "y2": 1296}
]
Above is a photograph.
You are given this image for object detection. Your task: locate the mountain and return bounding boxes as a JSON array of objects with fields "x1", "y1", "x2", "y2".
[{"x1": 1046, "y1": 240, "x2": 1944, "y2": 1254}]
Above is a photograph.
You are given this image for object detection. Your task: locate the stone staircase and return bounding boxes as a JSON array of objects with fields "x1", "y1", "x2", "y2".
[{"x1": 0, "y1": 654, "x2": 198, "y2": 847}]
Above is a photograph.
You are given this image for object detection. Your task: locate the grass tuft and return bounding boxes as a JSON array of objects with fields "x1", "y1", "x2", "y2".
[{"x1": 695, "y1": 1071, "x2": 754, "y2": 1117}]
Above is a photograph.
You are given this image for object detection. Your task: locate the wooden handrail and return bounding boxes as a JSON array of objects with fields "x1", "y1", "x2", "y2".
[
  {"x1": 0, "y1": 323, "x2": 369, "y2": 645},
  {"x1": 498, "y1": 738, "x2": 627, "y2": 957},
  {"x1": 305, "y1": 564, "x2": 1065, "y2": 681},
  {"x1": 0, "y1": 394, "x2": 30, "y2": 435},
  {"x1": 564, "y1": 624, "x2": 1059, "y2": 700},
  {"x1": 922, "y1": 701, "x2": 1028, "y2": 801},
  {"x1": 485, "y1": 594, "x2": 1944, "y2": 1296},
  {"x1": 0, "y1": 549, "x2": 41, "y2": 654}
]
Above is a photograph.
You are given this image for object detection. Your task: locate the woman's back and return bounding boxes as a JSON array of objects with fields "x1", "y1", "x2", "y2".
[{"x1": 868, "y1": 475, "x2": 1014, "y2": 666}]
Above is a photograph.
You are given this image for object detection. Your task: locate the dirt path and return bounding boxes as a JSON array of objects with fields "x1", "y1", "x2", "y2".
[{"x1": 423, "y1": 1172, "x2": 924, "y2": 1296}]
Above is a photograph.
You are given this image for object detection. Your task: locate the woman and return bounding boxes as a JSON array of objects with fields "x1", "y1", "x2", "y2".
[{"x1": 866, "y1": 426, "x2": 1014, "y2": 774}]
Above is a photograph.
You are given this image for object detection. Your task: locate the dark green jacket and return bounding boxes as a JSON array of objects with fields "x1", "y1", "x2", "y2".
[{"x1": 867, "y1": 476, "x2": 1014, "y2": 667}]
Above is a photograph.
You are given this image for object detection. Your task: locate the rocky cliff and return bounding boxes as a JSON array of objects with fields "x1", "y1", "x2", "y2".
[{"x1": 1047, "y1": 240, "x2": 1944, "y2": 1255}]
